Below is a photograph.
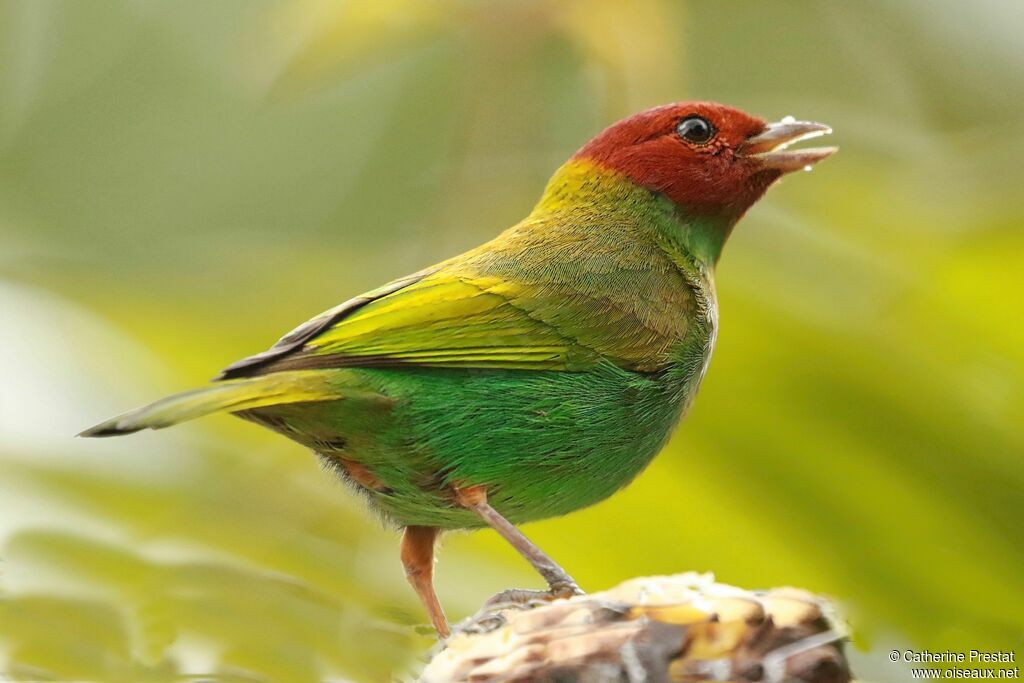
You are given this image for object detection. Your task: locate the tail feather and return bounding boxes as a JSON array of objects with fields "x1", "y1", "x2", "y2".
[{"x1": 79, "y1": 370, "x2": 342, "y2": 437}]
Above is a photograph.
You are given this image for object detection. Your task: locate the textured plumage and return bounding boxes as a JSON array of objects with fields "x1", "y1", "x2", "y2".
[{"x1": 82, "y1": 102, "x2": 835, "y2": 635}]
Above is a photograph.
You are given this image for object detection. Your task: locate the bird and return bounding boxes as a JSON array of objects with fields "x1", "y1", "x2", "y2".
[{"x1": 82, "y1": 101, "x2": 836, "y2": 637}]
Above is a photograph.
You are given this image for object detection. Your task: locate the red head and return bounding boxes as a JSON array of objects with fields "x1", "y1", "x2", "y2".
[{"x1": 574, "y1": 101, "x2": 835, "y2": 221}]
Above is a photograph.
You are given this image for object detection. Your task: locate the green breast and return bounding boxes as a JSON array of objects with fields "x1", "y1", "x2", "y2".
[{"x1": 377, "y1": 357, "x2": 708, "y2": 528}]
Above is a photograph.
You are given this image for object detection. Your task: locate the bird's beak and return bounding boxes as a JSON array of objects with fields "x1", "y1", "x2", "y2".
[{"x1": 739, "y1": 119, "x2": 837, "y2": 173}]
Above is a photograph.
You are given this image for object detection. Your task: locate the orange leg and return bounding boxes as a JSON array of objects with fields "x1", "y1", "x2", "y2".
[{"x1": 400, "y1": 525, "x2": 450, "y2": 637}]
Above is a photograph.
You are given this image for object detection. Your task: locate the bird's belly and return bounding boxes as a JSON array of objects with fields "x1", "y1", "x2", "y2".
[{"x1": 251, "y1": 362, "x2": 701, "y2": 529}]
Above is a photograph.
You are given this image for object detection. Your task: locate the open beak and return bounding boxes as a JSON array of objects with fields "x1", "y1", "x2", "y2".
[{"x1": 740, "y1": 119, "x2": 837, "y2": 173}]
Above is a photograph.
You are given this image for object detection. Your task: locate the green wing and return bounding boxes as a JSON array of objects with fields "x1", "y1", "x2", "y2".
[
  {"x1": 224, "y1": 271, "x2": 607, "y2": 376},
  {"x1": 217, "y1": 267, "x2": 440, "y2": 378}
]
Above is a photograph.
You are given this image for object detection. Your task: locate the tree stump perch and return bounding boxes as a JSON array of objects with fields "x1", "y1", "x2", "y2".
[{"x1": 421, "y1": 573, "x2": 851, "y2": 683}]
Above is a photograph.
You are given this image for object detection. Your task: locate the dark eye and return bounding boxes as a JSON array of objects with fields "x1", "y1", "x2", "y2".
[{"x1": 676, "y1": 116, "x2": 715, "y2": 144}]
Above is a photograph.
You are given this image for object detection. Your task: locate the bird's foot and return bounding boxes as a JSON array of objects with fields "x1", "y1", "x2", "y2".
[
  {"x1": 456, "y1": 583, "x2": 586, "y2": 635},
  {"x1": 484, "y1": 580, "x2": 584, "y2": 609},
  {"x1": 548, "y1": 578, "x2": 585, "y2": 600},
  {"x1": 482, "y1": 588, "x2": 556, "y2": 610}
]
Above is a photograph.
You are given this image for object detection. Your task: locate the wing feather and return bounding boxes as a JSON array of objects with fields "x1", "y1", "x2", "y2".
[
  {"x1": 216, "y1": 266, "x2": 439, "y2": 379},
  {"x1": 252, "y1": 274, "x2": 602, "y2": 373}
]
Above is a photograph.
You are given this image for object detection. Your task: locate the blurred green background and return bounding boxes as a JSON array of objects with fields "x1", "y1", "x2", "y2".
[{"x1": 1, "y1": 1, "x2": 1022, "y2": 681}]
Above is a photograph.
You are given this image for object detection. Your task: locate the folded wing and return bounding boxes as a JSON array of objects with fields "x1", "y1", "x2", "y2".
[{"x1": 219, "y1": 270, "x2": 609, "y2": 378}]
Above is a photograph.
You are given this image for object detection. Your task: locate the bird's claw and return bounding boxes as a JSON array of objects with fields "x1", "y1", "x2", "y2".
[
  {"x1": 548, "y1": 580, "x2": 585, "y2": 600},
  {"x1": 455, "y1": 584, "x2": 587, "y2": 635},
  {"x1": 484, "y1": 582, "x2": 584, "y2": 610}
]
